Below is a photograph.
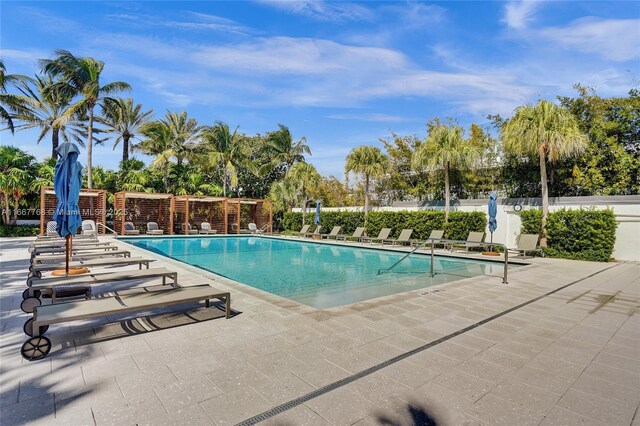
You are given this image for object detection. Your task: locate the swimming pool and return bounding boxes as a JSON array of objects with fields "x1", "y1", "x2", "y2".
[{"x1": 127, "y1": 236, "x2": 515, "y2": 309}]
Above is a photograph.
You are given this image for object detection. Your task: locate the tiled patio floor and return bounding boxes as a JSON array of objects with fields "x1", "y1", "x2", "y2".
[{"x1": 0, "y1": 236, "x2": 638, "y2": 425}]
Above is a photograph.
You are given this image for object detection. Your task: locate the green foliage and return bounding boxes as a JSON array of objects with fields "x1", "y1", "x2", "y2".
[
  {"x1": 0, "y1": 224, "x2": 39, "y2": 237},
  {"x1": 282, "y1": 210, "x2": 485, "y2": 241},
  {"x1": 520, "y1": 208, "x2": 617, "y2": 261}
]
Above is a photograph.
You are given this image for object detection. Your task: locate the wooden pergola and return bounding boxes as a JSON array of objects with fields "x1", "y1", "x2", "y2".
[
  {"x1": 225, "y1": 198, "x2": 273, "y2": 234},
  {"x1": 114, "y1": 191, "x2": 174, "y2": 235},
  {"x1": 40, "y1": 186, "x2": 107, "y2": 236},
  {"x1": 173, "y1": 195, "x2": 227, "y2": 235}
]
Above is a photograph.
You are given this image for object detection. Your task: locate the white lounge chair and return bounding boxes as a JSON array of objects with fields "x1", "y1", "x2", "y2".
[
  {"x1": 389, "y1": 229, "x2": 414, "y2": 245},
  {"x1": 81, "y1": 220, "x2": 97, "y2": 236},
  {"x1": 146, "y1": 222, "x2": 164, "y2": 235},
  {"x1": 124, "y1": 222, "x2": 140, "y2": 235},
  {"x1": 412, "y1": 229, "x2": 445, "y2": 248},
  {"x1": 181, "y1": 224, "x2": 198, "y2": 235},
  {"x1": 45, "y1": 221, "x2": 58, "y2": 237},
  {"x1": 199, "y1": 222, "x2": 217, "y2": 234},
  {"x1": 295, "y1": 224, "x2": 311, "y2": 237},
  {"x1": 248, "y1": 223, "x2": 263, "y2": 234},
  {"x1": 305, "y1": 225, "x2": 322, "y2": 238}
]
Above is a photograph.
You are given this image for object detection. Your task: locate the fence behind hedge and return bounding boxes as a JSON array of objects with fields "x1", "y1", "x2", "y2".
[{"x1": 282, "y1": 210, "x2": 487, "y2": 241}]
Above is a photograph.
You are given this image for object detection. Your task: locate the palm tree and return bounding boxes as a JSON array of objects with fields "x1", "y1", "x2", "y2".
[
  {"x1": 263, "y1": 124, "x2": 311, "y2": 175},
  {"x1": 165, "y1": 111, "x2": 200, "y2": 166},
  {"x1": 118, "y1": 158, "x2": 153, "y2": 192},
  {"x1": 0, "y1": 146, "x2": 35, "y2": 224},
  {"x1": 201, "y1": 121, "x2": 256, "y2": 196},
  {"x1": 269, "y1": 177, "x2": 299, "y2": 212},
  {"x1": 345, "y1": 145, "x2": 389, "y2": 225},
  {"x1": 501, "y1": 100, "x2": 588, "y2": 246},
  {"x1": 0, "y1": 60, "x2": 34, "y2": 134},
  {"x1": 40, "y1": 49, "x2": 131, "y2": 188},
  {"x1": 412, "y1": 124, "x2": 478, "y2": 222},
  {"x1": 289, "y1": 162, "x2": 321, "y2": 225},
  {"x1": 137, "y1": 120, "x2": 174, "y2": 192},
  {"x1": 12, "y1": 74, "x2": 87, "y2": 158},
  {"x1": 99, "y1": 98, "x2": 153, "y2": 163}
]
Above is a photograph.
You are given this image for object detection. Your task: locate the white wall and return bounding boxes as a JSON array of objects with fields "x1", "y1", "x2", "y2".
[{"x1": 296, "y1": 196, "x2": 640, "y2": 261}]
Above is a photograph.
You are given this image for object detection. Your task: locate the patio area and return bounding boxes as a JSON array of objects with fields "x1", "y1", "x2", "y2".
[{"x1": 0, "y1": 236, "x2": 638, "y2": 425}]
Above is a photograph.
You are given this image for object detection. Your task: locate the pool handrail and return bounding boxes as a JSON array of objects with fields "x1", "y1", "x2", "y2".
[{"x1": 378, "y1": 238, "x2": 509, "y2": 285}]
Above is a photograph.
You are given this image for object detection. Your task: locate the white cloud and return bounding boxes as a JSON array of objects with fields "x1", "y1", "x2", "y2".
[
  {"x1": 256, "y1": 0, "x2": 374, "y2": 22},
  {"x1": 327, "y1": 113, "x2": 418, "y2": 123},
  {"x1": 538, "y1": 17, "x2": 640, "y2": 62},
  {"x1": 503, "y1": 1, "x2": 542, "y2": 29}
]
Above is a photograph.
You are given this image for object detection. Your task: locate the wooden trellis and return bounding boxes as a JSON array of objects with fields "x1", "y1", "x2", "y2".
[
  {"x1": 173, "y1": 196, "x2": 227, "y2": 235},
  {"x1": 40, "y1": 186, "x2": 106, "y2": 236},
  {"x1": 225, "y1": 198, "x2": 273, "y2": 234},
  {"x1": 113, "y1": 191, "x2": 174, "y2": 235}
]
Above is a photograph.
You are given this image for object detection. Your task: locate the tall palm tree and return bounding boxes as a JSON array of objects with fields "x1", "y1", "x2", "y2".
[
  {"x1": 12, "y1": 75, "x2": 86, "y2": 158},
  {"x1": 137, "y1": 120, "x2": 174, "y2": 192},
  {"x1": 0, "y1": 60, "x2": 33, "y2": 134},
  {"x1": 0, "y1": 146, "x2": 35, "y2": 224},
  {"x1": 201, "y1": 121, "x2": 256, "y2": 197},
  {"x1": 289, "y1": 162, "x2": 321, "y2": 225},
  {"x1": 99, "y1": 98, "x2": 153, "y2": 163},
  {"x1": 263, "y1": 124, "x2": 311, "y2": 175},
  {"x1": 165, "y1": 111, "x2": 200, "y2": 166},
  {"x1": 412, "y1": 125, "x2": 478, "y2": 222},
  {"x1": 501, "y1": 100, "x2": 588, "y2": 246},
  {"x1": 40, "y1": 49, "x2": 131, "y2": 188},
  {"x1": 345, "y1": 145, "x2": 389, "y2": 225}
]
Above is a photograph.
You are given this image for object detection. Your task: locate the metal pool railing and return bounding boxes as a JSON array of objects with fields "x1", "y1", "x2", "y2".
[{"x1": 377, "y1": 238, "x2": 510, "y2": 285}]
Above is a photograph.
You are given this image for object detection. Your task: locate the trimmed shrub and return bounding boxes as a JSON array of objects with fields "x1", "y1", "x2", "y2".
[
  {"x1": 282, "y1": 210, "x2": 485, "y2": 240},
  {"x1": 0, "y1": 225, "x2": 39, "y2": 237},
  {"x1": 519, "y1": 208, "x2": 617, "y2": 262}
]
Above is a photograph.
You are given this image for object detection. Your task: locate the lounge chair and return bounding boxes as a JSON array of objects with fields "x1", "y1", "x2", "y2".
[
  {"x1": 146, "y1": 222, "x2": 164, "y2": 235},
  {"x1": 124, "y1": 222, "x2": 140, "y2": 235},
  {"x1": 45, "y1": 221, "x2": 58, "y2": 237},
  {"x1": 321, "y1": 226, "x2": 341, "y2": 239},
  {"x1": 305, "y1": 225, "x2": 322, "y2": 238},
  {"x1": 508, "y1": 234, "x2": 542, "y2": 258},
  {"x1": 31, "y1": 250, "x2": 131, "y2": 265},
  {"x1": 295, "y1": 224, "x2": 311, "y2": 237},
  {"x1": 20, "y1": 284, "x2": 232, "y2": 360},
  {"x1": 335, "y1": 227, "x2": 365, "y2": 241},
  {"x1": 412, "y1": 229, "x2": 445, "y2": 248},
  {"x1": 248, "y1": 223, "x2": 264, "y2": 234},
  {"x1": 81, "y1": 220, "x2": 98, "y2": 236},
  {"x1": 23, "y1": 267, "x2": 179, "y2": 309},
  {"x1": 361, "y1": 228, "x2": 393, "y2": 245},
  {"x1": 389, "y1": 229, "x2": 414, "y2": 246},
  {"x1": 31, "y1": 244, "x2": 118, "y2": 257},
  {"x1": 199, "y1": 222, "x2": 218, "y2": 234},
  {"x1": 450, "y1": 231, "x2": 484, "y2": 252},
  {"x1": 29, "y1": 257, "x2": 153, "y2": 277},
  {"x1": 180, "y1": 224, "x2": 198, "y2": 235},
  {"x1": 30, "y1": 240, "x2": 111, "y2": 251}
]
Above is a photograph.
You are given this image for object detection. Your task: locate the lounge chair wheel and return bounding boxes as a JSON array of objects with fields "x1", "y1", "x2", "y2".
[
  {"x1": 21, "y1": 336, "x2": 51, "y2": 361},
  {"x1": 23, "y1": 318, "x2": 49, "y2": 337},
  {"x1": 21, "y1": 297, "x2": 41, "y2": 314},
  {"x1": 22, "y1": 288, "x2": 41, "y2": 300}
]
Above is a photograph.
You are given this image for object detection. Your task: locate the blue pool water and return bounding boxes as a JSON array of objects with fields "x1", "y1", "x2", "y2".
[{"x1": 127, "y1": 236, "x2": 513, "y2": 309}]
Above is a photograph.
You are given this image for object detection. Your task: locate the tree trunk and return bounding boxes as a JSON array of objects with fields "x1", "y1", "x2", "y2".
[
  {"x1": 52, "y1": 128, "x2": 60, "y2": 158},
  {"x1": 444, "y1": 162, "x2": 450, "y2": 222},
  {"x1": 301, "y1": 187, "x2": 307, "y2": 225},
  {"x1": 539, "y1": 152, "x2": 549, "y2": 247},
  {"x1": 364, "y1": 174, "x2": 370, "y2": 226},
  {"x1": 87, "y1": 107, "x2": 94, "y2": 189},
  {"x1": 12, "y1": 196, "x2": 20, "y2": 225},
  {"x1": 222, "y1": 167, "x2": 227, "y2": 197},
  {"x1": 122, "y1": 136, "x2": 129, "y2": 163},
  {"x1": 163, "y1": 162, "x2": 169, "y2": 193},
  {"x1": 3, "y1": 193, "x2": 11, "y2": 224}
]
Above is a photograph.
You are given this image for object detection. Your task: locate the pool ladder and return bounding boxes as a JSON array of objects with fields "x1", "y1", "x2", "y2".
[{"x1": 377, "y1": 238, "x2": 509, "y2": 284}]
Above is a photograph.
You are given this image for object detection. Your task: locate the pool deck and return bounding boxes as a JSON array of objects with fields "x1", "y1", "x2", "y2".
[{"x1": 0, "y1": 236, "x2": 638, "y2": 425}]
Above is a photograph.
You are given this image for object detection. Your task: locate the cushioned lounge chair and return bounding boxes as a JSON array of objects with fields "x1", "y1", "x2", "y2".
[
  {"x1": 45, "y1": 221, "x2": 58, "y2": 237},
  {"x1": 146, "y1": 222, "x2": 164, "y2": 235},
  {"x1": 248, "y1": 223, "x2": 264, "y2": 234},
  {"x1": 81, "y1": 220, "x2": 97, "y2": 236},
  {"x1": 335, "y1": 227, "x2": 365, "y2": 241},
  {"x1": 361, "y1": 228, "x2": 393, "y2": 245},
  {"x1": 508, "y1": 234, "x2": 542, "y2": 258},
  {"x1": 321, "y1": 226, "x2": 341, "y2": 239},
  {"x1": 124, "y1": 222, "x2": 140, "y2": 235},
  {"x1": 199, "y1": 222, "x2": 218, "y2": 234},
  {"x1": 180, "y1": 224, "x2": 198, "y2": 235}
]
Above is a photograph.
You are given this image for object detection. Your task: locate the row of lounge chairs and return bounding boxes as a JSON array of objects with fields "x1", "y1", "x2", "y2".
[
  {"x1": 20, "y1": 233, "x2": 232, "y2": 361},
  {"x1": 291, "y1": 225, "x2": 542, "y2": 257}
]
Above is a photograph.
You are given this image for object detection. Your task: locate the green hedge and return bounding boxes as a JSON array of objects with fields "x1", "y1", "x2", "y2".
[
  {"x1": 520, "y1": 208, "x2": 617, "y2": 262},
  {"x1": 0, "y1": 225, "x2": 40, "y2": 237},
  {"x1": 283, "y1": 210, "x2": 486, "y2": 240}
]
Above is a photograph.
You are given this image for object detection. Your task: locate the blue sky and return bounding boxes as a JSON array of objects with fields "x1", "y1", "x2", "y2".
[{"x1": 1, "y1": 1, "x2": 639, "y2": 178}]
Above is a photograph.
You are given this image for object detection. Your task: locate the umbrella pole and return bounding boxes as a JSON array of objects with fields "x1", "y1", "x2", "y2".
[{"x1": 66, "y1": 234, "x2": 70, "y2": 275}]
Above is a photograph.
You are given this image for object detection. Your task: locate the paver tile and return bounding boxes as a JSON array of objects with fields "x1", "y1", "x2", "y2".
[
  {"x1": 154, "y1": 376, "x2": 222, "y2": 413},
  {"x1": 262, "y1": 405, "x2": 330, "y2": 425},
  {"x1": 557, "y1": 388, "x2": 636, "y2": 425},
  {"x1": 466, "y1": 393, "x2": 544, "y2": 426},
  {"x1": 489, "y1": 380, "x2": 561, "y2": 414},
  {"x1": 379, "y1": 359, "x2": 439, "y2": 389},
  {"x1": 430, "y1": 369, "x2": 494, "y2": 401},
  {"x1": 304, "y1": 386, "x2": 375, "y2": 425},
  {"x1": 200, "y1": 384, "x2": 272, "y2": 425},
  {"x1": 540, "y1": 407, "x2": 607, "y2": 426}
]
